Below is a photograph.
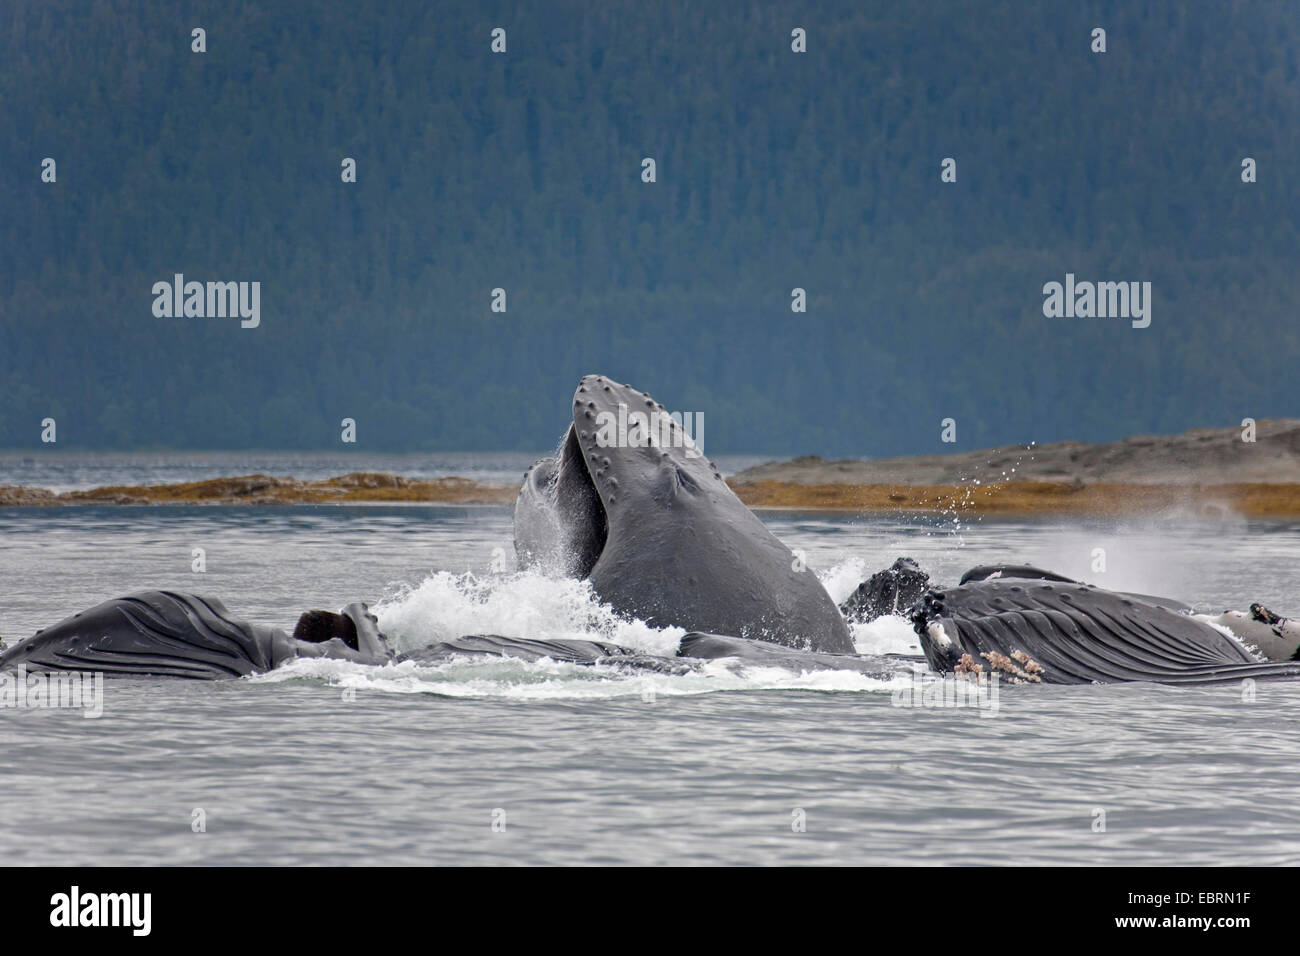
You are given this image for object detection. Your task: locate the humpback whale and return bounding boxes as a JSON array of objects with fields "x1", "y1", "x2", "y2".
[
  {"x1": 0, "y1": 592, "x2": 390, "y2": 679},
  {"x1": 514, "y1": 374, "x2": 854, "y2": 653},
  {"x1": 1205, "y1": 605, "x2": 1300, "y2": 662},
  {"x1": 4, "y1": 375, "x2": 1299, "y2": 689},
  {"x1": 909, "y1": 566, "x2": 1300, "y2": 685},
  {"x1": 841, "y1": 557, "x2": 931, "y2": 623},
  {"x1": 0, "y1": 591, "x2": 893, "y2": 681}
]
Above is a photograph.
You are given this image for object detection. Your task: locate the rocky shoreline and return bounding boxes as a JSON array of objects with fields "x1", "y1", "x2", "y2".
[
  {"x1": 729, "y1": 418, "x2": 1300, "y2": 487},
  {"x1": 3, "y1": 420, "x2": 1298, "y2": 515},
  {"x1": 0, "y1": 472, "x2": 518, "y2": 507},
  {"x1": 728, "y1": 419, "x2": 1300, "y2": 515},
  {"x1": 3, "y1": 473, "x2": 1300, "y2": 518}
]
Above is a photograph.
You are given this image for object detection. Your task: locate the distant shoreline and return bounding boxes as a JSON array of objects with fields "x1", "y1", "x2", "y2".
[
  {"x1": 2, "y1": 420, "x2": 1296, "y2": 515},
  {"x1": 728, "y1": 419, "x2": 1300, "y2": 487},
  {"x1": 0, "y1": 473, "x2": 519, "y2": 507},
  {"x1": 4, "y1": 472, "x2": 1300, "y2": 518}
]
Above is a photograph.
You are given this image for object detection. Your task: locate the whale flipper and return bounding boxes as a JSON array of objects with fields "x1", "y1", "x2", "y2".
[{"x1": 913, "y1": 578, "x2": 1300, "y2": 685}]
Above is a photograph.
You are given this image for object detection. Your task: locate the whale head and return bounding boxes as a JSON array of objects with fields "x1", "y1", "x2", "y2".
[
  {"x1": 1207, "y1": 605, "x2": 1300, "y2": 662},
  {"x1": 514, "y1": 375, "x2": 854, "y2": 653}
]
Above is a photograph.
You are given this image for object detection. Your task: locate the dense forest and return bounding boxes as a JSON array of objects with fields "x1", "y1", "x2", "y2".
[{"x1": 1, "y1": 1, "x2": 1297, "y2": 456}]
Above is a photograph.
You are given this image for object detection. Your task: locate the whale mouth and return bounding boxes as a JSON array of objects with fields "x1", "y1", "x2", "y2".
[
  {"x1": 511, "y1": 422, "x2": 609, "y2": 578},
  {"x1": 517, "y1": 374, "x2": 698, "y2": 578},
  {"x1": 513, "y1": 374, "x2": 855, "y2": 653},
  {"x1": 1251, "y1": 603, "x2": 1284, "y2": 628},
  {"x1": 292, "y1": 610, "x2": 360, "y2": 650},
  {"x1": 553, "y1": 422, "x2": 608, "y2": 577}
]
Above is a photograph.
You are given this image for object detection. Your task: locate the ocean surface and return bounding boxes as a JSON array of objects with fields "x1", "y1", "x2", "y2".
[{"x1": 2, "y1": 454, "x2": 1300, "y2": 865}]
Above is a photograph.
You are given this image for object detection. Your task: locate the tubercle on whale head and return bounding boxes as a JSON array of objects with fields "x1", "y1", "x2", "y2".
[{"x1": 569, "y1": 374, "x2": 718, "y2": 513}]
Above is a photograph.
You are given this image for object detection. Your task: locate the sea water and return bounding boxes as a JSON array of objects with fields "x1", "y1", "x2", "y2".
[{"x1": 1, "y1": 473, "x2": 1299, "y2": 864}]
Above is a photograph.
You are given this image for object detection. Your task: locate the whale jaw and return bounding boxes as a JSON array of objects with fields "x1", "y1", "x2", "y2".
[{"x1": 514, "y1": 375, "x2": 854, "y2": 653}]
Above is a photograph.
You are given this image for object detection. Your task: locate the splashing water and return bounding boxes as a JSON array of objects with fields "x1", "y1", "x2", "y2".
[
  {"x1": 374, "y1": 569, "x2": 684, "y2": 657},
  {"x1": 247, "y1": 561, "x2": 924, "y2": 699}
]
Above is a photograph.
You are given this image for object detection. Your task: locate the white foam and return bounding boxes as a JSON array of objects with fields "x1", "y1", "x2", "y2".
[
  {"x1": 817, "y1": 557, "x2": 870, "y2": 604},
  {"x1": 373, "y1": 569, "x2": 684, "y2": 658},
  {"x1": 250, "y1": 653, "x2": 907, "y2": 700},
  {"x1": 852, "y1": 614, "x2": 923, "y2": 655},
  {"x1": 221, "y1": 528, "x2": 977, "y2": 703},
  {"x1": 244, "y1": 563, "x2": 918, "y2": 700}
]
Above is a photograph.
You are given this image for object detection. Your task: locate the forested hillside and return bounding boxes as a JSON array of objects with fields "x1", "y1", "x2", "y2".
[{"x1": 2, "y1": 1, "x2": 1297, "y2": 455}]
